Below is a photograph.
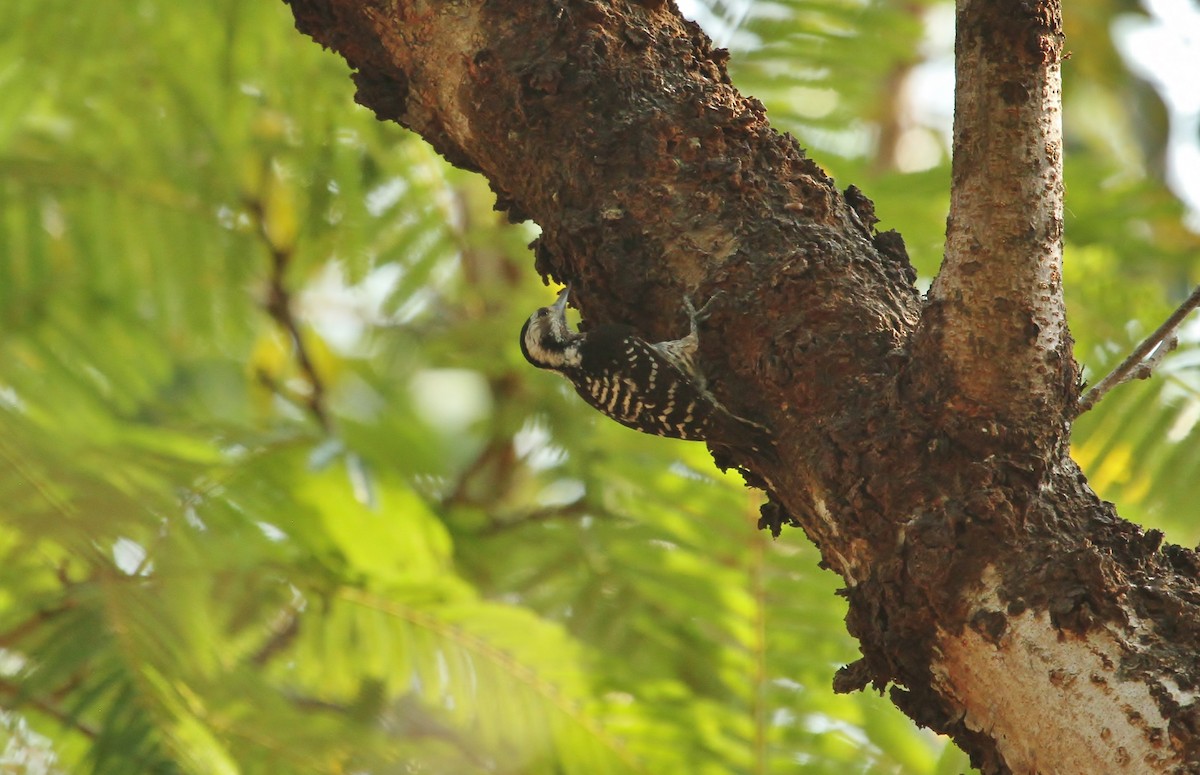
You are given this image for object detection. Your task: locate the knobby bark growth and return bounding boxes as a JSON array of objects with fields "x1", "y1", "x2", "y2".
[{"x1": 283, "y1": 0, "x2": 1200, "y2": 771}]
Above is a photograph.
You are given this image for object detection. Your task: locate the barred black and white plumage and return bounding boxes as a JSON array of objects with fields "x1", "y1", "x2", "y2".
[{"x1": 519, "y1": 286, "x2": 772, "y2": 451}]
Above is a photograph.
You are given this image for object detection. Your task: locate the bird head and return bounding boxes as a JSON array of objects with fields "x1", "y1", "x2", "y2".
[{"x1": 519, "y1": 285, "x2": 579, "y2": 370}]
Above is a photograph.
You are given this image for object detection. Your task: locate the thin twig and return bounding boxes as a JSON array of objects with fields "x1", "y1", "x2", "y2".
[
  {"x1": 245, "y1": 194, "x2": 332, "y2": 434},
  {"x1": 478, "y1": 501, "x2": 593, "y2": 536},
  {"x1": 0, "y1": 604, "x2": 72, "y2": 648},
  {"x1": 440, "y1": 438, "x2": 518, "y2": 509},
  {"x1": 0, "y1": 678, "x2": 99, "y2": 740},
  {"x1": 1077, "y1": 283, "x2": 1200, "y2": 415},
  {"x1": 264, "y1": 247, "x2": 332, "y2": 433},
  {"x1": 250, "y1": 602, "x2": 302, "y2": 667}
]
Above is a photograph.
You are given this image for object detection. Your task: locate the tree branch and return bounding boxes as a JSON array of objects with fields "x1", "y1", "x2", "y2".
[
  {"x1": 281, "y1": 1, "x2": 1200, "y2": 769},
  {"x1": 912, "y1": 0, "x2": 1074, "y2": 433}
]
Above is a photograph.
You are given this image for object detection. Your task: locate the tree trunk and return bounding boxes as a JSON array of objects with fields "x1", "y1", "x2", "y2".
[{"x1": 282, "y1": 0, "x2": 1200, "y2": 771}]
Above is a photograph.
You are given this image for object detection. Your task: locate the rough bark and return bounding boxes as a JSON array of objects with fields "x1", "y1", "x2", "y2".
[{"x1": 282, "y1": 0, "x2": 1200, "y2": 771}]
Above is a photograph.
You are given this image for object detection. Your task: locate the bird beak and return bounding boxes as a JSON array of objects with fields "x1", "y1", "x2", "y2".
[{"x1": 551, "y1": 284, "x2": 571, "y2": 316}]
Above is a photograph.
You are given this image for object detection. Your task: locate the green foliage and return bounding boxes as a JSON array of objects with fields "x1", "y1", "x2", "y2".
[{"x1": 0, "y1": 0, "x2": 1195, "y2": 774}]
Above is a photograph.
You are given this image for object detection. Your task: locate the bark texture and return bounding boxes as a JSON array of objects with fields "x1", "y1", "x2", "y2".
[{"x1": 283, "y1": 0, "x2": 1200, "y2": 771}]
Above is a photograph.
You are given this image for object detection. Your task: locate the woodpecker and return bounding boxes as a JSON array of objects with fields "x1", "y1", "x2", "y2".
[{"x1": 519, "y1": 286, "x2": 772, "y2": 451}]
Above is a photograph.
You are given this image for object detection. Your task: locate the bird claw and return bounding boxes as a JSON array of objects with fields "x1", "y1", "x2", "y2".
[
  {"x1": 683, "y1": 290, "x2": 724, "y2": 331},
  {"x1": 670, "y1": 290, "x2": 727, "y2": 387}
]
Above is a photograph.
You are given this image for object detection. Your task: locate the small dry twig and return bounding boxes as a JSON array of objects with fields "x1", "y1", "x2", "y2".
[{"x1": 1076, "y1": 283, "x2": 1200, "y2": 415}]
